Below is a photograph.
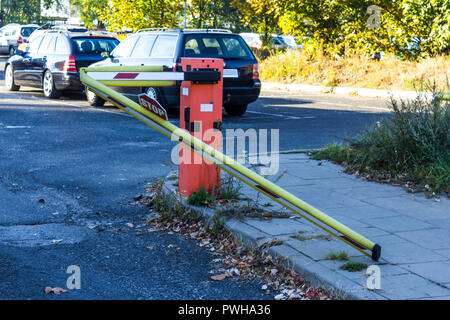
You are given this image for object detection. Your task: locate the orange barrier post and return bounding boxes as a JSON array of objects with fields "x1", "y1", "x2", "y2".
[{"x1": 178, "y1": 58, "x2": 223, "y2": 197}]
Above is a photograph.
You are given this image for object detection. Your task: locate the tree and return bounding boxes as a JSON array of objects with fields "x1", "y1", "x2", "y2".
[
  {"x1": 187, "y1": 0, "x2": 246, "y2": 32},
  {"x1": 0, "y1": 0, "x2": 62, "y2": 26},
  {"x1": 232, "y1": 0, "x2": 282, "y2": 47},
  {"x1": 278, "y1": 0, "x2": 450, "y2": 58},
  {"x1": 70, "y1": 0, "x2": 107, "y2": 28},
  {"x1": 98, "y1": 0, "x2": 183, "y2": 31}
]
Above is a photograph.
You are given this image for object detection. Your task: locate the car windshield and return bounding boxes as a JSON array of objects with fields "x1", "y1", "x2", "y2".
[
  {"x1": 21, "y1": 27, "x2": 38, "y2": 37},
  {"x1": 71, "y1": 37, "x2": 119, "y2": 55},
  {"x1": 183, "y1": 35, "x2": 253, "y2": 59}
]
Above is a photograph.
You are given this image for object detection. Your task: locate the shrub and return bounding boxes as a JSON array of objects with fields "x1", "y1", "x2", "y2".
[{"x1": 313, "y1": 86, "x2": 450, "y2": 194}]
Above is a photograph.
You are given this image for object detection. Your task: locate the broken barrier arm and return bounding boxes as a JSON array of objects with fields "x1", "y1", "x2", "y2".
[{"x1": 80, "y1": 66, "x2": 381, "y2": 261}]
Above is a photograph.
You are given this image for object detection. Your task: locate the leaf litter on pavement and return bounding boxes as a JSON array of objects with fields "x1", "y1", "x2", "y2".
[{"x1": 137, "y1": 181, "x2": 335, "y2": 300}]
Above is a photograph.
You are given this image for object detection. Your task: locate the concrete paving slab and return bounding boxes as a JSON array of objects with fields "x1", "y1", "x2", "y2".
[
  {"x1": 381, "y1": 242, "x2": 447, "y2": 264},
  {"x1": 427, "y1": 218, "x2": 450, "y2": 230},
  {"x1": 360, "y1": 216, "x2": 434, "y2": 232},
  {"x1": 433, "y1": 249, "x2": 450, "y2": 259},
  {"x1": 403, "y1": 262, "x2": 450, "y2": 284},
  {"x1": 397, "y1": 229, "x2": 450, "y2": 250},
  {"x1": 325, "y1": 205, "x2": 399, "y2": 220},
  {"x1": 333, "y1": 185, "x2": 406, "y2": 200},
  {"x1": 355, "y1": 273, "x2": 450, "y2": 299},
  {"x1": 285, "y1": 238, "x2": 362, "y2": 261},
  {"x1": 244, "y1": 217, "x2": 318, "y2": 236}
]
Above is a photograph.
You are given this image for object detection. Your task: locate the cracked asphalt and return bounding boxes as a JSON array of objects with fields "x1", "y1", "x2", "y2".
[{"x1": 0, "y1": 56, "x2": 389, "y2": 299}]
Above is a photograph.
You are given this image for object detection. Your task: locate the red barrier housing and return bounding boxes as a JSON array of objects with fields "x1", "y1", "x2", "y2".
[{"x1": 178, "y1": 58, "x2": 223, "y2": 196}]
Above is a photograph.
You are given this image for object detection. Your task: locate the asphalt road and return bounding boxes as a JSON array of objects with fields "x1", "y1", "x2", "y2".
[{"x1": 0, "y1": 56, "x2": 390, "y2": 299}]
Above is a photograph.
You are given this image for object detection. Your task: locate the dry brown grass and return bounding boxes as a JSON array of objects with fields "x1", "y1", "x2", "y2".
[{"x1": 260, "y1": 49, "x2": 450, "y2": 91}]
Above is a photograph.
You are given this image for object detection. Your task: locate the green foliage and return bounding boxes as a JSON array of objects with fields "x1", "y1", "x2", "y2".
[
  {"x1": 187, "y1": 187, "x2": 213, "y2": 206},
  {"x1": 188, "y1": 0, "x2": 246, "y2": 32},
  {"x1": 217, "y1": 175, "x2": 242, "y2": 200},
  {"x1": 231, "y1": 0, "x2": 282, "y2": 47},
  {"x1": 326, "y1": 251, "x2": 350, "y2": 261},
  {"x1": 313, "y1": 86, "x2": 450, "y2": 194},
  {"x1": 278, "y1": 0, "x2": 449, "y2": 58},
  {"x1": 211, "y1": 211, "x2": 226, "y2": 236},
  {"x1": 340, "y1": 261, "x2": 368, "y2": 272},
  {"x1": 70, "y1": 0, "x2": 107, "y2": 28},
  {"x1": 0, "y1": 0, "x2": 62, "y2": 25}
]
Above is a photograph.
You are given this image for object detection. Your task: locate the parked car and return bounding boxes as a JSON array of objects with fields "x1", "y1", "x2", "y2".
[
  {"x1": 281, "y1": 36, "x2": 302, "y2": 49},
  {"x1": 88, "y1": 28, "x2": 261, "y2": 116},
  {"x1": 240, "y1": 32, "x2": 289, "y2": 50},
  {"x1": 0, "y1": 24, "x2": 40, "y2": 56},
  {"x1": 239, "y1": 32, "x2": 263, "y2": 49},
  {"x1": 4, "y1": 30, "x2": 119, "y2": 98},
  {"x1": 51, "y1": 25, "x2": 88, "y2": 33}
]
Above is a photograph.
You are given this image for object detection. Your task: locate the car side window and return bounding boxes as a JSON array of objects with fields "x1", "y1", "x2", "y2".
[
  {"x1": 184, "y1": 39, "x2": 201, "y2": 56},
  {"x1": 27, "y1": 35, "x2": 44, "y2": 54},
  {"x1": 55, "y1": 35, "x2": 70, "y2": 53},
  {"x1": 222, "y1": 38, "x2": 247, "y2": 57},
  {"x1": 111, "y1": 35, "x2": 138, "y2": 57},
  {"x1": 130, "y1": 34, "x2": 156, "y2": 58},
  {"x1": 150, "y1": 35, "x2": 177, "y2": 58},
  {"x1": 38, "y1": 35, "x2": 55, "y2": 54},
  {"x1": 201, "y1": 37, "x2": 223, "y2": 56}
]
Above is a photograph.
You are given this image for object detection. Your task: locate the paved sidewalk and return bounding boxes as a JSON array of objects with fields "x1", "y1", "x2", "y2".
[{"x1": 163, "y1": 152, "x2": 450, "y2": 299}]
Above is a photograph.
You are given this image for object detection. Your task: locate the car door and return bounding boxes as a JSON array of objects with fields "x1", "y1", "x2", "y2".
[
  {"x1": 14, "y1": 34, "x2": 44, "y2": 86},
  {"x1": 31, "y1": 34, "x2": 56, "y2": 85}
]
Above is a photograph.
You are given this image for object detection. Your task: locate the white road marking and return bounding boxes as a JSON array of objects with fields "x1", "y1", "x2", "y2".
[
  {"x1": 5, "y1": 126, "x2": 32, "y2": 129},
  {"x1": 247, "y1": 110, "x2": 315, "y2": 120}
]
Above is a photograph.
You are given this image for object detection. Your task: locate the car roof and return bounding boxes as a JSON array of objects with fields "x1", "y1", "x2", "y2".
[
  {"x1": 135, "y1": 28, "x2": 234, "y2": 35},
  {"x1": 33, "y1": 30, "x2": 117, "y2": 39}
]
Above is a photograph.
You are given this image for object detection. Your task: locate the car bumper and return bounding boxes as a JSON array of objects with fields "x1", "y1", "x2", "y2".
[
  {"x1": 53, "y1": 72, "x2": 84, "y2": 91},
  {"x1": 155, "y1": 81, "x2": 261, "y2": 109}
]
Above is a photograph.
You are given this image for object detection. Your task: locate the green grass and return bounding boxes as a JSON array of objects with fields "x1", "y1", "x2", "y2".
[
  {"x1": 312, "y1": 88, "x2": 450, "y2": 195},
  {"x1": 325, "y1": 251, "x2": 350, "y2": 261},
  {"x1": 340, "y1": 262, "x2": 368, "y2": 272}
]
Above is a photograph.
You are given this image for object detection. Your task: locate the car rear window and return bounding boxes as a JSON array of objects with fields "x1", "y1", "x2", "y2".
[
  {"x1": 21, "y1": 27, "x2": 38, "y2": 37},
  {"x1": 183, "y1": 35, "x2": 253, "y2": 59},
  {"x1": 71, "y1": 37, "x2": 119, "y2": 55}
]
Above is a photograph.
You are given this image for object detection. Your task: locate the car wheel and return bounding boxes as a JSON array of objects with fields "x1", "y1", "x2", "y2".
[
  {"x1": 9, "y1": 46, "x2": 15, "y2": 57},
  {"x1": 86, "y1": 88, "x2": 105, "y2": 107},
  {"x1": 42, "y1": 70, "x2": 61, "y2": 99},
  {"x1": 145, "y1": 87, "x2": 159, "y2": 101},
  {"x1": 224, "y1": 104, "x2": 248, "y2": 116},
  {"x1": 5, "y1": 65, "x2": 20, "y2": 91}
]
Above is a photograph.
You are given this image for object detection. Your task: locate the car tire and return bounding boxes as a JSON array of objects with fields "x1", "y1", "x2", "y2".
[
  {"x1": 145, "y1": 87, "x2": 159, "y2": 101},
  {"x1": 86, "y1": 88, "x2": 105, "y2": 107},
  {"x1": 224, "y1": 104, "x2": 248, "y2": 116},
  {"x1": 9, "y1": 46, "x2": 15, "y2": 57},
  {"x1": 4, "y1": 65, "x2": 20, "y2": 91},
  {"x1": 42, "y1": 70, "x2": 61, "y2": 99}
]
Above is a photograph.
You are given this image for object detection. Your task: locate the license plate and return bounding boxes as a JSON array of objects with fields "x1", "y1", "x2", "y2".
[{"x1": 223, "y1": 69, "x2": 238, "y2": 78}]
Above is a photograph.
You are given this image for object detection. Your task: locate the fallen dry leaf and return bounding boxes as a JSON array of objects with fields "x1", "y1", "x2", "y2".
[
  {"x1": 211, "y1": 273, "x2": 228, "y2": 281},
  {"x1": 44, "y1": 287, "x2": 68, "y2": 294}
]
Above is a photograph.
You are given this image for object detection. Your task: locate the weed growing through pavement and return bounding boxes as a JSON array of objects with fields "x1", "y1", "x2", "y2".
[
  {"x1": 325, "y1": 251, "x2": 350, "y2": 261},
  {"x1": 340, "y1": 262, "x2": 368, "y2": 272}
]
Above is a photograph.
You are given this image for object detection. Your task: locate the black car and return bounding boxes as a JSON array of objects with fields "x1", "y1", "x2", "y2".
[
  {"x1": 88, "y1": 28, "x2": 261, "y2": 116},
  {"x1": 4, "y1": 30, "x2": 119, "y2": 98}
]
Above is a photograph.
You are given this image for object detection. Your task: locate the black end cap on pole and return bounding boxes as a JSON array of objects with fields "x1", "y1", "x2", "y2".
[{"x1": 371, "y1": 244, "x2": 381, "y2": 261}]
